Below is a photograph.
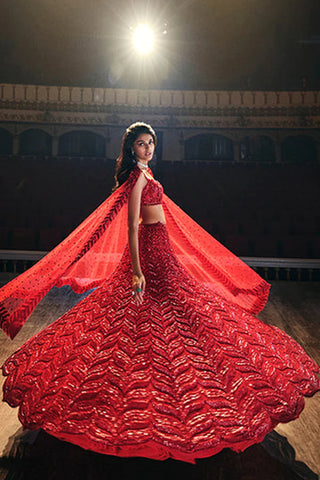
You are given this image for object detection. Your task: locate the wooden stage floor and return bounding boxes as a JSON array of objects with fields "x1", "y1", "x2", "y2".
[{"x1": 0, "y1": 278, "x2": 319, "y2": 480}]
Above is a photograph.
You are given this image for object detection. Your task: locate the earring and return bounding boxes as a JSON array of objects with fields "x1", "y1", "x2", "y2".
[{"x1": 131, "y1": 148, "x2": 135, "y2": 157}]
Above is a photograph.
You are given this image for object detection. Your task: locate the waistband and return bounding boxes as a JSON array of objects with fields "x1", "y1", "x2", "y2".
[{"x1": 139, "y1": 221, "x2": 167, "y2": 228}]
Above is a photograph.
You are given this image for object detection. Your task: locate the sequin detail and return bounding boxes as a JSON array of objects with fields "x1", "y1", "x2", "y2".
[
  {"x1": 2, "y1": 222, "x2": 319, "y2": 464},
  {"x1": 0, "y1": 165, "x2": 273, "y2": 340},
  {"x1": 141, "y1": 170, "x2": 163, "y2": 206}
]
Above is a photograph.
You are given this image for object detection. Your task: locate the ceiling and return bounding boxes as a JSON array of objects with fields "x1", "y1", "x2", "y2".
[{"x1": 1, "y1": 0, "x2": 320, "y2": 91}]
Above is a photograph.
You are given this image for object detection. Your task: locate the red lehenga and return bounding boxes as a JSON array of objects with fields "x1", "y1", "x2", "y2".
[{"x1": 1, "y1": 166, "x2": 319, "y2": 463}]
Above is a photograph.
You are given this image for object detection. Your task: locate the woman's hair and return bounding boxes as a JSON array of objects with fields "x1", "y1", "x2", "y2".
[{"x1": 112, "y1": 122, "x2": 157, "y2": 191}]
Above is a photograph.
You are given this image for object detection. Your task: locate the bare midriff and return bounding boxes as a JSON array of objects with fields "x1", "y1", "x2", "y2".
[{"x1": 140, "y1": 204, "x2": 166, "y2": 225}]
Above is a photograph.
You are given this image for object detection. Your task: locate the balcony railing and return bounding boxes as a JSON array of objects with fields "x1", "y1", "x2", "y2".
[
  {"x1": 1, "y1": 250, "x2": 320, "y2": 283},
  {"x1": 0, "y1": 83, "x2": 319, "y2": 109}
]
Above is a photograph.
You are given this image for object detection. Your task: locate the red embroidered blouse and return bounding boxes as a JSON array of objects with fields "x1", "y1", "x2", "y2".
[{"x1": 140, "y1": 169, "x2": 163, "y2": 206}]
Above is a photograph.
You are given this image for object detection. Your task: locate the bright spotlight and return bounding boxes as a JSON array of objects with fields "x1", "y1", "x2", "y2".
[{"x1": 132, "y1": 24, "x2": 155, "y2": 55}]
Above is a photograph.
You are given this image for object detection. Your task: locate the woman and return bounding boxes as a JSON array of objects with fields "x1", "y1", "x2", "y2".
[{"x1": 1, "y1": 122, "x2": 319, "y2": 464}]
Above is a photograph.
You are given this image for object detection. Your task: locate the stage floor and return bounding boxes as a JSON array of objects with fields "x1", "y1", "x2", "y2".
[{"x1": 0, "y1": 279, "x2": 319, "y2": 480}]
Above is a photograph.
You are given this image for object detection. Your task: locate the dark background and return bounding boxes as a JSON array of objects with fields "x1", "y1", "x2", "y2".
[
  {"x1": 0, "y1": 1, "x2": 319, "y2": 263},
  {"x1": 1, "y1": 0, "x2": 320, "y2": 90}
]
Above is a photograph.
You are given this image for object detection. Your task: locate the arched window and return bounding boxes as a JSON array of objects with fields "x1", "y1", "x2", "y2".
[
  {"x1": 281, "y1": 136, "x2": 317, "y2": 163},
  {"x1": 185, "y1": 134, "x2": 233, "y2": 161},
  {"x1": 240, "y1": 136, "x2": 275, "y2": 162},
  {"x1": 19, "y1": 129, "x2": 52, "y2": 155},
  {"x1": 58, "y1": 131, "x2": 106, "y2": 157},
  {"x1": 0, "y1": 127, "x2": 13, "y2": 154}
]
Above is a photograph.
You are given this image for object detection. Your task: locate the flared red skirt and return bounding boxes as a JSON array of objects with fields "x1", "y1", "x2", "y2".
[{"x1": 2, "y1": 222, "x2": 319, "y2": 463}]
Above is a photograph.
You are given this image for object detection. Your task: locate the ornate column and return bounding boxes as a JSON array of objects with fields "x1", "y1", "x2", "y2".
[
  {"x1": 275, "y1": 141, "x2": 281, "y2": 163},
  {"x1": 52, "y1": 136, "x2": 59, "y2": 156},
  {"x1": 108, "y1": 127, "x2": 123, "y2": 159},
  {"x1": 162, "y1": 128, "x2": 181, "y2": 162},
  {"x1": 13, "y1": 134, "x2": 19, "y2": 155},
  {"x1": 178, "y1": 131, "x2": 185, "y2": 162},
  {"x1": 233, "y1": 140, "x2": 240, "y2": 162},
  {"x1": 105, "y1": 128, "x2": 110, "y2": 158}
]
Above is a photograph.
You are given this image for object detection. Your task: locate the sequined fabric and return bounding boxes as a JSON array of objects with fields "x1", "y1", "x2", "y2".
[
  {"x1": 140, "y1": 169, "x2": 163, "y2": 205},
  {"x1": 2, "y1": 222, "x2": 319, "y2": 463},
  {"x1": 0, "y1": 166, "x2": 272, "y2": 339}
]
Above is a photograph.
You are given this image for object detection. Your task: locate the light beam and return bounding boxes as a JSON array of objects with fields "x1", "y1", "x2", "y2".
[{"x1": 132, "y1": 24, "x2": 155, "y2": 55}]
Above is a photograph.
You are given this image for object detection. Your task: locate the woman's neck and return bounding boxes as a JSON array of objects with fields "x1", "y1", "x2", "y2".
[{"x1": 137, "y1": 161, "x2": 148, "y2": 169}]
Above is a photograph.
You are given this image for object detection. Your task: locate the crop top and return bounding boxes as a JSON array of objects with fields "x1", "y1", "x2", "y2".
[{"x1": 140, "y1": 169, "x2": 164, "y2": 206}]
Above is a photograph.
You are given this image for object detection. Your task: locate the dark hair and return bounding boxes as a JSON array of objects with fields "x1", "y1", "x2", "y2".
[{"x1": 112, "y1": 122, "x2": 157, "y2": 192}]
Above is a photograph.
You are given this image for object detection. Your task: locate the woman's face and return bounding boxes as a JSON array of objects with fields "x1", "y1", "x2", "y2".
[{"x1": 133, "y1": 133, "x2": 155, "y2": 163}]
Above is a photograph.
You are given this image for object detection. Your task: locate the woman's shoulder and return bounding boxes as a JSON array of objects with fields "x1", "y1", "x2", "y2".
[
  {"x1": 132, "y1": 166, "x2": 154, "y2": 181},
  {"x1": 124, "y1": 166, "x2": 156, "y2": 192},
  {"x1": 126, "y1": 166, "x2": 149, "y2": 192},
  {"x1": 128, "y1": 165, "x2": 143, "y2": 180}
]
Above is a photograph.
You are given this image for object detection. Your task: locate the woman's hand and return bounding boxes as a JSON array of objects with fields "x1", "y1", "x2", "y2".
[{"x1": 132, "y1": 273, "x2": 146, "y2": 304}]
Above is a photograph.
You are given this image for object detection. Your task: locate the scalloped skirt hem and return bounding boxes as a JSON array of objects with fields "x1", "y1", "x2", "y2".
[{"x1": 41, "y1": 424, "x2": 278, "y2": 464}]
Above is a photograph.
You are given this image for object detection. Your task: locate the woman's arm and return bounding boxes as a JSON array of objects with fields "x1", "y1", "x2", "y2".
[{"x1": 128, "y1": 171, "x2": 147, "y2": 304}]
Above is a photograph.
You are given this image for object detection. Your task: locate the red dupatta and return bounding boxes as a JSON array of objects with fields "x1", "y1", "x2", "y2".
[{"x1": 0, "y1": 167, "x2": 270, "y2": 339}]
